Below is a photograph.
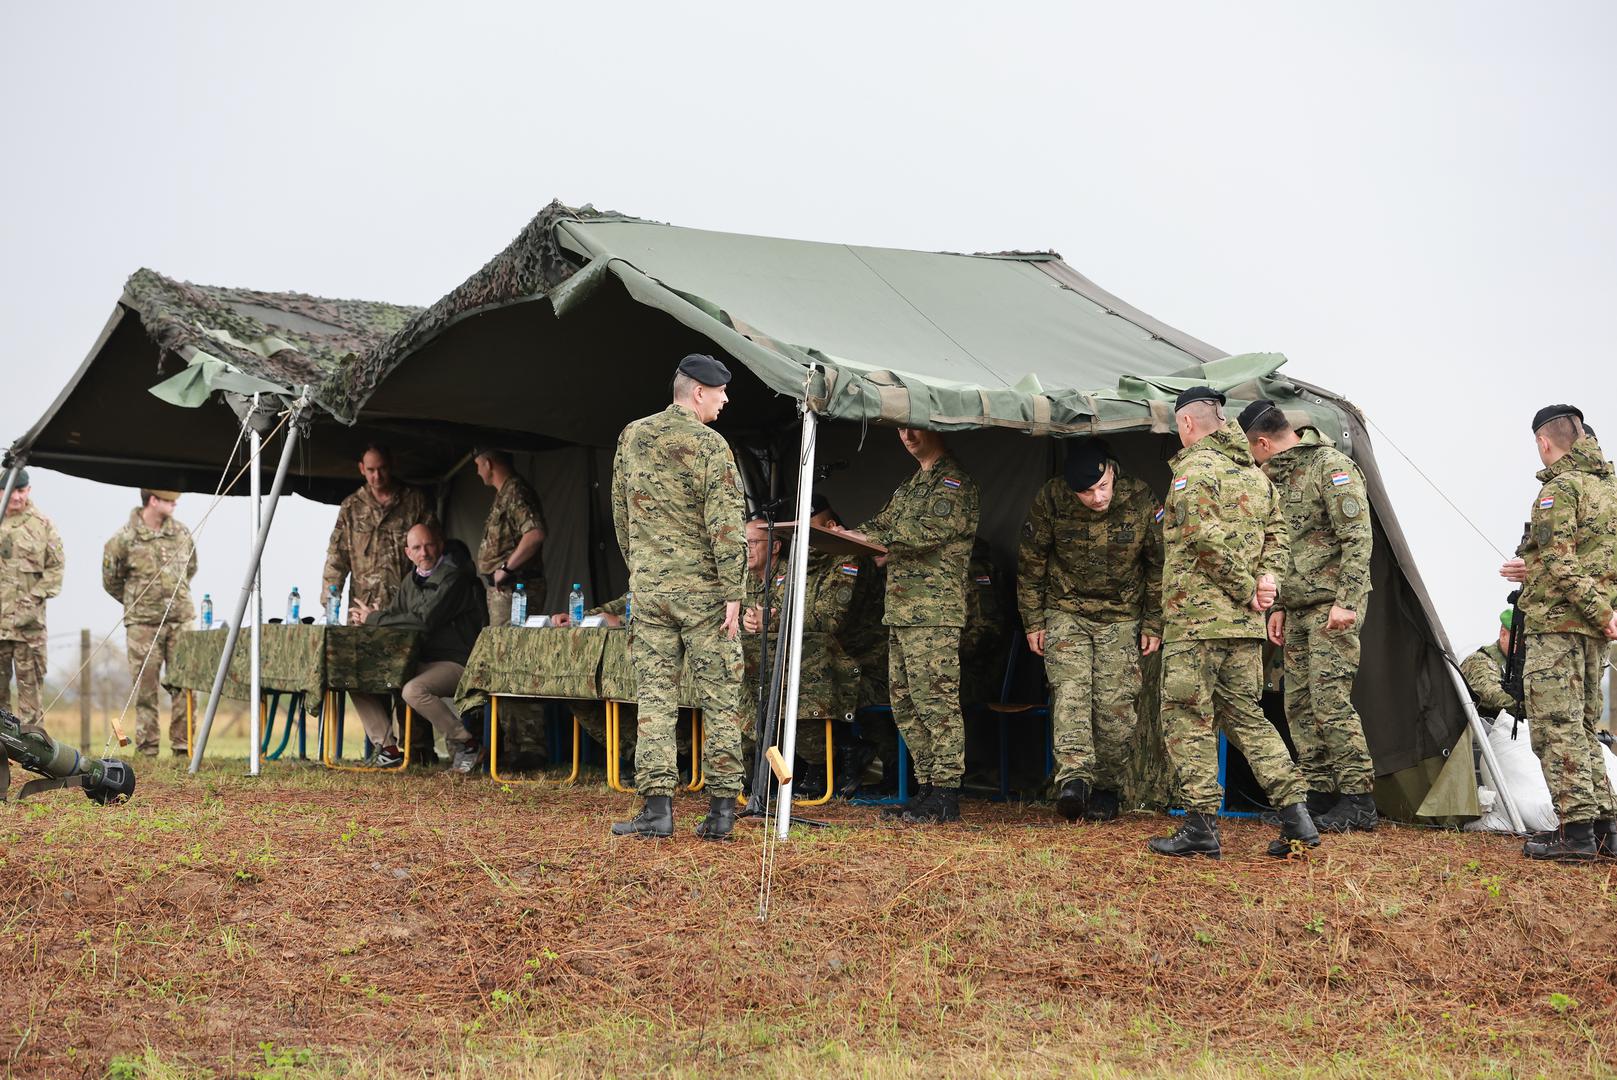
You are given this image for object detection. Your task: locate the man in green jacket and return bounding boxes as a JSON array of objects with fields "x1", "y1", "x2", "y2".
[
  {"x1": 350, "y1": 522, "x2": 487, "y2": 772},
  {"x1": 1241, "y1": 400, "x2": 1377, "y2": 833}
]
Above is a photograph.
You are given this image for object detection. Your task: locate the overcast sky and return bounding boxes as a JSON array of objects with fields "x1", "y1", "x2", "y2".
[{"x1": 3, "y1": 1, "x2": 1614, "y2": 687}]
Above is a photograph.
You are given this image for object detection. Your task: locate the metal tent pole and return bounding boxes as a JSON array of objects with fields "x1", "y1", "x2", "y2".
[
  {"x1": 248, "y1": 396, "x2": 263, "y2": 777},
  {"x1": 190, "y1": 393, "x2": 307, "y2": 774},
  {"x1": 0, "y1": 463, "x2": 21, "y2": 529},
  {"x1": 774, "y1": 401, "x2": 819, "y2": 840},
  {"x1": 1444, "y1": 663, "x2": 1525, "y2": 833}
]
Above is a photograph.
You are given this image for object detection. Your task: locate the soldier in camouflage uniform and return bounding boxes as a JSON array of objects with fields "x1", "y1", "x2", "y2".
[
  {"x1": 323, "y1": 444, "x2": 436, "y2": 621},
  {"x1": 1241, "y1": 401, "x2": 1378, "y2": 833},
  {"x1": 0, "y1": 470, "x2": 65, "y2": 724},
  {"x1": 610, "y1": 354, "x2": 748, "y2": 840},
  {"x1": 1148, "y1": 387, "x2": 1318, "y2": 860},
  {"x1": 1499, "y1": 405, "x2": 1617, "y2": 860},
  {"x1": 1459, "y1": 609, "x2": 1518, "y2": 723},
  {"x1": 553, "y1": 594, "x2": 636, "y2": 760},
  {"x1": 808, "y1": 496, "x2": 887, "y2": 796},
  {"x1": 959, "y1": 538, "x2": 1008, "y2": 710},
  {"x1": 835, "y1": 428, "x2": 979, "y2": 824},
  {"x1": 102, "y1": 490, "x2": 198, "y2": 756},
  {"x1": 475, "y1": 448, "x2": 548, "y2": 760},
  {"x1": 1017, "y1": 440, "x2": 1162, "y2": 824}
]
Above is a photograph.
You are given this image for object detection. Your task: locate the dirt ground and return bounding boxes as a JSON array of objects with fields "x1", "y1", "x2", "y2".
[{"x1": 2, "y1": 756, "x2": 1615, "y2": 1079}]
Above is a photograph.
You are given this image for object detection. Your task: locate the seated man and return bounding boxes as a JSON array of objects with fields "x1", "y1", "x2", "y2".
[
  {"x1": 350, "y1": 523, "x2": 486, "y2": 772},
  {"x1": 1460, "y1": 607, "x2": 1519, "y2": 723},
  {"x1": 551, "y1": 593, "x2": 637, "y2": 762}
]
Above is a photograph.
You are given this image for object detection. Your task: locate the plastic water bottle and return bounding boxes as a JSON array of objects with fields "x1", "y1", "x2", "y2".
[
  {"x1": 286, "y1": 586, "x2": 300, "y2": 623},
  {"x1": 625, "y1": 592, "x2": 632, "y2": 623},
  {"x1": 200, "y1": 594, "x2": 214, "y2": 630},
  {"x1": 326, "y1": 584, "x2": 342, "y2": 626},
  {"x1": 511, "y1": 583, "x2": 528, "y2": 626},
  {"x1": 569, "y1": 583, "x2": 585, "y2": 625}
]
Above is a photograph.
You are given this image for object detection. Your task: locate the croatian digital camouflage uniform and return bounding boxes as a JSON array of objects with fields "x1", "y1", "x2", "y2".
[
  {"x1": 0, "y1": 502, "x2": 65, "y2": 723},
  {"x1": 1018, "y1": 467, "x2": 1163, "y2": 794},
  {"x1": 1261, "y1": 428, "x2": 1375, "y2": 796},
  {"x1": 322, "y1": 484, "x2": 435, "y2": 620},
  {"x1": 861, "y1": 451, "x2": 979, "y2": 788},
  {"x1": 960, "y1": 542, "x2": 1008, "y2": 707},
  {"x1": 478, "y1": 473, "x2": 548, "y2": 755},
  {"x1": 1160, "y1": 422, "x2": 1304, "y2": 813},
  {"x1": 1460, "y1": 642, "x2": 1515, "y2": 722},
  {"x1": 1515, "y1": 436, "x2": 1617, "y2": 826},
  {"x1": 102, "y1": 509, "x2": 198, "y2": 753},
  {"x1": 570, "y1": 594, "x2": 635, "y2": 755},
  {"x1": 612, "y1": 404, "x2": 747, "y2": 798}
]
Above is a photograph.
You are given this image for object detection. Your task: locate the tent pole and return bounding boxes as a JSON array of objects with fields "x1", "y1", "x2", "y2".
[
  {"x1": 774, "y1": 398, "x2": 819, "y2": 840},
  {"x1": 0, "y1": 463, "x2": 20, "y2": 529},
  {"x1": 1444, "y1": 663, "x2": 1525, "y2": 833},
  {"x1": 190, "y1": 393, "x2": 306, "y2": 775},
  {"x1": 248, "y1": 396, "x2": 263, "y2": 777}
]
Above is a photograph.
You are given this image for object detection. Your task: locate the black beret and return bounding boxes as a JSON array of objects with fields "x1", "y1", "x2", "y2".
[
  {"x1": 809, "y1": 492, "x2": 834, "y2": 517},
  {"x1": 1532, "y1": 404, "x2": 1583, "y2": 433},
  {"x1": 1174, "y1": 386, "x2": 1226, "y2": 411},
  {"x1": 1063, "y1": 438, "x2": 1111, "y2": 493},
  {"x1": 678, "y1": 353, "x2": 732, "y2": 387},
  {"x1": 10, "y1": 467, "x2": 28, "y2": 489},
  {"x1": 1236, "y1": 399, "x2": 1282, "y2": 433},
  {"x1": 1583, "y1": 421, "x2": 1596, "y2": 438}
]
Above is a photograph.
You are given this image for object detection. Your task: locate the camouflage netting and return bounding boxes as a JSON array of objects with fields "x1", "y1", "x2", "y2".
[
  {"x1": 329, "y1": 200, "x2": 643, "y2": 420},
  {"x1": 120, "y1": 268, "x2": 421, "y2": 414}
]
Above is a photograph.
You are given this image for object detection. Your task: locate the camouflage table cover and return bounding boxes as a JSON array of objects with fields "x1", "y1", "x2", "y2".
[
  {"x1": 456, "y1": 626, "x2": 614, "y2": 714},
  {"x1": 164, "y1": 625, "x2": 421, "y2": 699},
  {"x1": 165, "y1": 626, "x2": 326, "y2": 698}
]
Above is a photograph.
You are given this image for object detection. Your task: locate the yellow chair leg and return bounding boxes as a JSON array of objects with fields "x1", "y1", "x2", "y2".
[
  {"x1": 185, "y1": 691, "x2": 194, "y2": 758},
  {"x1": 687, "y1": 709, "x2": 706, "y2": 792},
  {"x1": 485, "y1": 694, "x2": 544, "y2": 784},
  {"x1": 321, "y1": 691, "x2": 411, "y2": 773},
  {"x1": 564, "y1": 714, "x2": 581, "y2": 784},
  {"x1": 606, "y1": 700, "x2": 632, "y2": 793},
  {"x1": 797, "y1": 718, "x2": 835, "y2": 807}
]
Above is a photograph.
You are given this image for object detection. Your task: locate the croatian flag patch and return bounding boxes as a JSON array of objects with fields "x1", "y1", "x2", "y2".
[
  {"x1": 1539, "y1": 496, "x2": 1555, "y2": 509},
  {"x1": 1172, "y1": 477, "x2": 1187, "y2": 491},
  {"x1": 975, "y1": 574, "x2": 993, "y2": 585},
  {"x1": 1154, "y1": 506, "x2": 1165, "y2": 523},
  {"x1": 838, "y1": 563, "x2": 860, "y2": 576},
  {"x1": 942, "y1": 477, "x2": 962, "y2": 489},
  {"x1": 1330, "y1": 471, "x2": 1352, "y2": 487}
]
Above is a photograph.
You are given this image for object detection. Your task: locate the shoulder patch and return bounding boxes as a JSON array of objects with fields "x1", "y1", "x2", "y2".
[
  {"x1": 1330, "y1": 471, "x2": 1352, "y2": 487},
  {"x1": 1339, "y1": 495, "x2": 1362, "y2": 519},
  {"x1": 974, "y1": 574, "x2": 993, "y2": 585},
  {"x1": 941, "y1": 477, "x2": 962, "y2": 489},
  {"x1": 1539, "y1": 496, "x2": 1555, "y2": 510},
  {"x1": 1153, "y1": 506, "x2": 1165, "y2": 523},
  {"x1": 838, "y1": 563, "x2": 860, "y2": 576},
  {"x1": 1172, "y1": 477, "x2": 1188, "y2": 491}
]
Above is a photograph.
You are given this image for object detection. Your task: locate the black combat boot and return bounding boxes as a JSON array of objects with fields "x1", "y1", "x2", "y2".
[
  {"x1": 611, "y1": 796, "x2": 673, "y2": 839},
  {"x1": 1594, "y1": 819, "x2": 1617, "y2": 860},
  {"x1": 1083, "y1": 789, "x2": 1121, "y2": 822},
  {"x1": 905, "y1": 786, "x2": 960, "y2": 824},
  {"x1": 1262, "y1": 789, "x2": 1336, "y2": 826},
  {"x1": 1522, "y1": 821, "x2": 1597, "y2": 861},
  {"x1": 881, "y1": 782, "x2": 930, "y2": 820},
  {"x1": 1055, "y1": 778, "x2": 1091, "y2": 823},
  {"x1": 1148, "y1": 812, "x2": 1221, "y2": 858},
  {"x1": 1266, "y1": 803, "x2": 1321, "y2": 858},
  {"x1": 693, "y1": 795, "x2": 736, "y2": 841},
  {"x1": 1314, "y1": 793, "x2": 1378, "y2": 833}
]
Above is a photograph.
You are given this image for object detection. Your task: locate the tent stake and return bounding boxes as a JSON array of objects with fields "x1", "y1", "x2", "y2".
[
  {"x1": 774, "y1": 395, "x2": 819, "y2": 840},
  {"x1": 190, "y1": 392, "x2": 307, "y2": 775}
]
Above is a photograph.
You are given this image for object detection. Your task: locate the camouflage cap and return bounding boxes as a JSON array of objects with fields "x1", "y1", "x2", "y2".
[
  {"x1": 677, "y1": 353, "x2": 731, "y2": 387},
  {"x1": 1174, "y1": 386, "x2": 1225, "y2": 412},
  {"x1": 1531, "y1": 404, "x2": 1582, "y2": 433},
  {"x1": 1062, "y1": 438, "x2": 1111, "y2": 493},
  {"x1": 146, "y1": 489, "x2": 181, "y2": 502},
  {"x1": 9, "y1": 467, "x2": 28, "y2": 489}
]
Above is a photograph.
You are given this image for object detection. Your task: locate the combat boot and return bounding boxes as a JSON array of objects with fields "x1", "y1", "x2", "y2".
[
  {"x1": 904, "y1": 786, "x2": 960, "y2": 824},
  {"x1": 611, "y1": 796, "x2": 673, "y2": 839},
  {"x1": 1083, "y1": 789, "x2": 1121, "y2": 822},
  {"x1": 1315, "y1": 793, "x2": 1378, "y2": 833},
  {"x1": 1261, "y1": 789, "x2": 1335, "y2": 826},
  {"x1": 1594, "y1": 819, "x2": 1617, "y2": 860},
  {"x1": 1055, "y1": 777, "x2": 1090, "y2": 822},
  {"x1": 1522, "y1": 821, "x2": 1597, "y2": 861},
  {"x1": 1265, "y1": 803, "x2": 1321, "y2": 857},
  {"x1": 1148, "y1": 812, "x2": 1221, "y2": 858},
  {"x1": 693, "y1": 795, "x2": 736, "y2": 841},
  {"x1": 882, "y1": 782, "x2": 930, "y2": 820}
]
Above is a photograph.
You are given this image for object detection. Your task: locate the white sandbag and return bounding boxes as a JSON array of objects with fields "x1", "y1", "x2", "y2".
[{"x1": 1466, "y1": 714, "x2": 1560, "y2": 833}]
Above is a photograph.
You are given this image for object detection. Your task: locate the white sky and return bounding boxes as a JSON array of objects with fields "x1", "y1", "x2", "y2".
[{"x1": 3, "y1": 1, "x2": 1615, "y2": 679}]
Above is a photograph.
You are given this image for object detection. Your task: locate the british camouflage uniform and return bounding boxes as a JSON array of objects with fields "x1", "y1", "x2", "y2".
[
  {"x1": 1515, "y1": 437, "x2": 1617, "y2": 827},
  {"x1": 478, "y1": 473, "x2": 548, "y2": 756},
  {"x1": 861, "y1": 451, "x2": 979, "y2": 789},
  {"x1": 0, "y1": 503, "x2": 65, "y2": 723},
  {"x1": 322, "y1": 484, "x2": 436, "y2": 620},
  {"x1": 1160, "y1": 422, "x2": 1304, "y2": 813},
  {"x1": 1262, "y1": 428, "x2": 1375, "y2": 796},
  {"x1": 612, "y1": 404, "x2": 747, "y2": 798},
  {"x1": 1460, "y1": 643, "x2": 1515, "y2": 722},
  {"x1": 1017, "y1": 468, "x2": 1162, "y2": 794},
  {"x1": 102, "y1": 509, "x2": 197, "y2": 753}
]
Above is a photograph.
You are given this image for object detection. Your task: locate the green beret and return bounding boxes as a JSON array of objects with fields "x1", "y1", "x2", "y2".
[
  {"x1": 10, "y1": 467, "x2": 28, "y2": 489},
  {"x1": 1500, "y1": 608, "x2": 1514, "y2": 630}
]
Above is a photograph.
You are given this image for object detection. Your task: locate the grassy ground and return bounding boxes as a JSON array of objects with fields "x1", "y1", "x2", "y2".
[{"x1": 3, "y1": 749, "x2": 1615, "y2": 1079}]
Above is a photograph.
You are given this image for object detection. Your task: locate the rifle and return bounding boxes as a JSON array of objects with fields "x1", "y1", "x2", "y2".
[{"x1": 1501, "y1": 588, "x2": 1528, "y2": 740}]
